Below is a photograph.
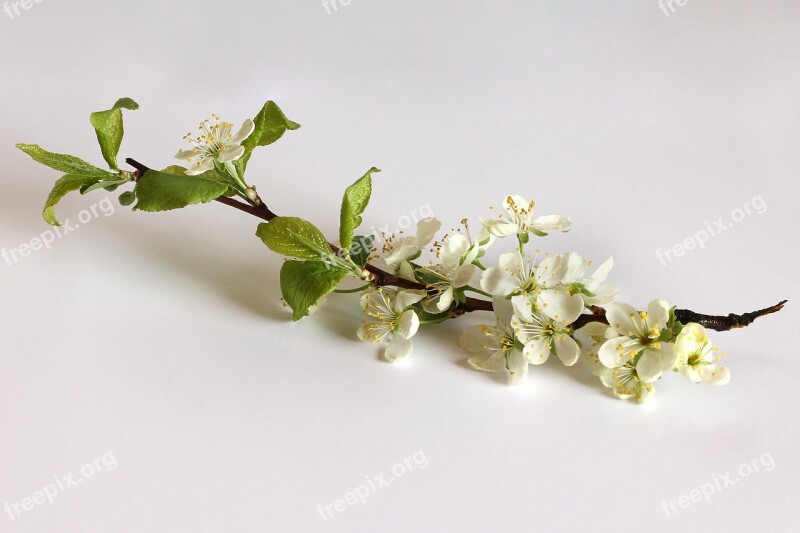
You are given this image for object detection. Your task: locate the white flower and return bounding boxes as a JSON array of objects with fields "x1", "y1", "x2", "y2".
[
  {"x1": 481, "y1": 194, "x2": 572, "y2": 238},
  {"x1": 597, "y1": 363, "x2": 655, "y2": 404},
  {"x1": 480, "y1": 251, "x2": 571, "y2": 322},
  {"x1": 511, "y1": 293, "x2": 584, "y2": 366},
  {"x1": 561, "y1": 253, "x2": 619, "y2": 307},
  {"x1": 460, "y1": 298, "x2": 528, "y2": 385},
  {"x1": 383, "y1": 217, "x2": 441, "y2": 280},
  {"x1": 674, "y1": 323, "x2": 730, "y2": 385},
  {"x1": 574, "y1": 322, "x2": 612, "y2": 370},
  {"x1": 176, "y1": 114, "x2": 255, "y2": 175},
  {"x1": 598, "y1": 299, "x2": 679, "y2": 384},
  {"x1": 421, "y1": 233, "x2": 478, "y2": 313},
  {"x1": 439, "y1": 224, "x2": 495, "y2": 268},
  {"x1": 357, "y1": 288, "x2": 427, "y2": 362}
]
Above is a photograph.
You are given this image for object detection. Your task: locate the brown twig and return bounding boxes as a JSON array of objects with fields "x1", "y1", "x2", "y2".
[{"x1": 124, "y1": 158, "x2": 787, "y2": 332}]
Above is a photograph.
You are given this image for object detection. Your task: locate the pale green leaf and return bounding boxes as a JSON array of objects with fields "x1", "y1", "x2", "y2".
[
  {"x1": 339, "y1": 167, "x2": 379, "y2": 252},
  {"x1": 256, "y1": 217, "x2": 332, "y2": 260},
  {"x1": 17, "y1": 144, "x2": 115, "y2": 179},
  {"x1": 133, "y1": 170, "x2": 229, "y2": 212},
  {"x1": 280, "y1": 260, "x2": 348, "y2": 321},
  {"x1": 42, "y1": 174, "x2": 101, "y2": 226},
  {"x1": 236, "y1": 101, "x2": 300, "y2": 174},
  {"x1": 90, "y1": 97, "x2": 139, "y2": 169}
]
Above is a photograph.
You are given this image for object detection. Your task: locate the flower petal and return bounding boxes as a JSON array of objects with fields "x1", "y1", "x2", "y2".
[
  {"x1": 481, "y1": 218, "x2": 519, "y2": 237},
  {"x1": 175, "y1": 149, "x2": 197, "y2": 161},
  {"x1": 561, "y1": 252, "x2": 587, "y2": 285},
  {"x1": 397, "y1": 261, "x2": 416, "y2": 281},
  {"x1": 468, "y1": 350, "x2": 506, "y2": 372},
  {"x1": 523, "y1": 337, "x2": 551, "y2": 365},
  {"x1": 415, "y1": 217, "x2": 441, "y2": 246},
  {"x1": 480, "y1": 266, "x2": 518, "y2": 296},
  {"x1": 678, "y1": 365, "x2": 702, "y2": 383},
  {"x1": 699, "y1": 365, "x2": 730, "y2": 385},
  {"x1": 598, "y1": 336, "x2": 638, "y2": 367},
  {"x1": 507, "y1": 350, "x2": 528, "y2": 385},
  {"x1": 554, "y1": 335, "x2": 581, "y2": 366},
  {"x1": 385, "y1": 336, "x2": 413, "y2": 362},
  {"x1": 538, "y1": 291, "x2": 584, "y2": 324},
  {"x1": 605, "y1": 302, "x2": 641, "y2": 337},
  {"x1": 217, "y1": 145, "x2": 245, "y2": 163},
  {"x1": 394, "y1": 289, "x2": 427, "y2": 311},
  {"x1": 452, "y1": 264, "x2": 477, "y2": 288},
  {"x1": 637, "y1": 383, "x2": 655, "y2": 404},
  {"x1": 535, "y1": 254, "x2": 567, "y2": 289},
  {"x1": 646, "y1": 299, "x2": 671, "y2": 331},
  {"x1": 511, "y1": 294, "x2": 534, "y2": 323},
  {"x1": 531, "y1": 214, "x2": 572, "y2": 233},
  {"x1": 585, "y1": 257, "x2": 614, "y2": 288},
  {"x1": 583, "y1": 284, "x2": 619, "y2": 306},
  {"x1": 229, "y1": 119, "x2": 255, "y2": 144},
  {"x1": 185, "y1": 156, "x2": 214, "y2": 175},
  {"x1": 395, "y1": 310, "x2": 419, "y2": 340},
  {"x1": 441, "y1": 234, "x2": 469, "y2": 268},
  {"x1": 460, "y1": 325, "x2": 493, "y2": 353},
  {"x1": 385, "y1": 239, "x2": 419, "y2": 266},
  {"x1": 493, "y1": 296, "x2": 515, "y2": 324},
  {"x1": 503, "y1": 194, "x2": 530, "y2": 219},
  {"x1": 636, "y1": 351, "x2": 664, "y2": 384},
  {"x1": 435, "y1": 287, "x2": 454, "y2": 312},
  {"x1": 675, "y1": 323, "x2": 707, "y2": 362}
]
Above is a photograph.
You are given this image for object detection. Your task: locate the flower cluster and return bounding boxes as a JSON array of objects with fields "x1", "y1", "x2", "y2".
[{"x1": 356, "y1": 193, "x2": 730, "y2": 404}]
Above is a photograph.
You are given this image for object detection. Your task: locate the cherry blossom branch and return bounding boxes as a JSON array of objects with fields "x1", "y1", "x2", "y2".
[{"x1": 124, "y1": 158, "x2": 787, "y2": 332}]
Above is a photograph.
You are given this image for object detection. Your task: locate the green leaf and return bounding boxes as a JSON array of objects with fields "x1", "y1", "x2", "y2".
[
  {"x1": 280, "y1": 260, "x2": 348, "y2": 321},
  {"x1": 89, "y1": 97, "x2": 139, "y2": 170},
  {"x1": 236, "y1": 101, "x2": 300, "y2": 174},
  {"x1": 161, "y1": 165, "x2": 188, "y2": 176},
  {"x1": 133, "y1": 170, "x2": 230, "y2": 212},
  {"x1": 118, "y1": 191, "x2": 136, "y2": 206},
  {"x1": 42, "y1": 174, "x2": 101, "y2": 226},
  {"x1": 350, "y1": 235, "x2": 374, "y2": 268},
  {"x1": 256, "y1": 217, "x2": 332, "y2": 260},
  {"x1": 339, "y1": 167, "x2": 379, "y2": 252},
  {"x1": 17, "y1": 144, "x2": 116, "y2": 179}
]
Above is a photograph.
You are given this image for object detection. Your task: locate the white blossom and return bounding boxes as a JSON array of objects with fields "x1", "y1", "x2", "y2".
[
  {"x1": 383, "y1": 217, "x2": 441, "y2": 280},
  {"x1": 480, "y1": 251, "x2": 572, "y2": 323},
  {"x1": 481, "y1": 194, "x2": 571, "y2": 238},
  {"x1": 176, "y1": 114, "x2": 255, "y2": 175},
  {"x1": 461, "y1": 298, "x2": 528, "y2": 385},
  {"x1": 598, "y1": 299, "x2": 679, "y2": 384},
  {"x1": 561, "y1": 253, "x2": 618, "y2": 307},
  {"x1": 674, "y1": 323, "x2": 730, "y2": 385},
  {"x1": 510, "y1": 293, "x2": 584, "y2": 366},
  {"x1": 357, "y1": 288, "x2": 427, "y2": 362}
]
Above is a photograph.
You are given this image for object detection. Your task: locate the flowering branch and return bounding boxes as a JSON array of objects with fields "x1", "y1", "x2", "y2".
[{"x1": 18, "y1": 98, "x2": 788, "y2": 405}]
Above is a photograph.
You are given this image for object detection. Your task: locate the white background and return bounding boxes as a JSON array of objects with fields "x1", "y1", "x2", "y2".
[{"x1": 1, "y1": 1, "x2": 798, "y2": 531}]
